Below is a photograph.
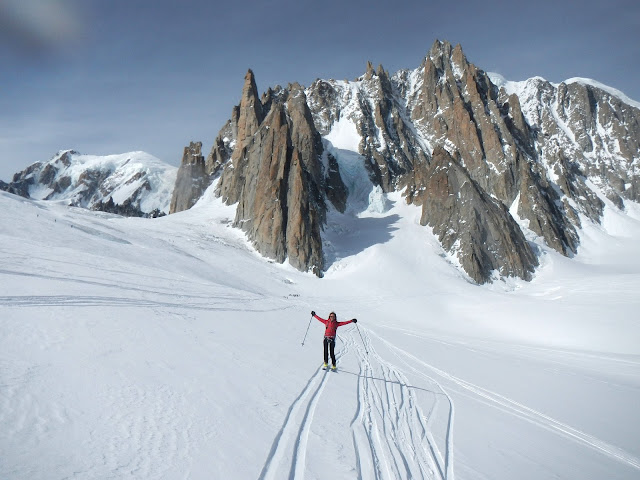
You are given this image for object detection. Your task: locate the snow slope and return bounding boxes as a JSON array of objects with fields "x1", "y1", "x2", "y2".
[{"x1": 1, "y1": 184, "x2": 640, "y2": 480}]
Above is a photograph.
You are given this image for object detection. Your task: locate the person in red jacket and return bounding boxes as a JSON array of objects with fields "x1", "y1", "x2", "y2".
[{"x1": 311, "y1": 311, "x2": 357, "y2": 370}]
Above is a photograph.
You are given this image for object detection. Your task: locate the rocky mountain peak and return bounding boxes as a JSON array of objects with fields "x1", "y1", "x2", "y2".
[
  {"x1": 169, "y1": 39, "x2": 640, "y2": 284},
  {"x1": 169, "y1": 141, "x2": 207, "y2": 214},
  {"x1": 365, "y1": 60, "x2": 375, "y2": 79},
  {"x1": 234, "y1": 69, "x2": 264, "y2": 156},
  {"x1": 450, "y1": 43, "x2": 467, "y2": 71},
  {"x1": 427, "y1": 39, "x2": 453, "y2": 62},
  {"x1": 211, "y1": 74, "x2": 327, "y2": 276}
]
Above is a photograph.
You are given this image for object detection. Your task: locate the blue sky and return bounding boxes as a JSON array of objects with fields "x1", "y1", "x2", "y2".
[{"x1": 1, "y1": 0, "x2": 639, "y2": 181}]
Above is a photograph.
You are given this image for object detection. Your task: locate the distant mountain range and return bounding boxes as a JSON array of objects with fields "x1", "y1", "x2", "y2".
[
  {"x1": 4, "y1": 40, "x2": 639, "y2": 283},
  {"x1": 1, "y1": 150, "x2": 176, "y2": 217}
]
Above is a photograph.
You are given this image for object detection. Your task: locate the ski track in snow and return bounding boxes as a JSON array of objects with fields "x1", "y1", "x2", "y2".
[
  {"x1": 0, "y1": 265, "x2": 287, "y2": 314},
  {"x1": 0, "y1": 294, "x2": 266, "y2": 312},
  {"x1": 350, "y1": 327, "x2": 452, "y2": 480},
  {"x1": 0, "y1": 268, "x2": 266, "y2": 311},
  {"x1": 258, "y1": 353, "x2": 344, "y2": 480},
  {"x1": 368, "y1": 331, "x2": 640, "y2": 473},
  {"x1": 259, "y1": 326, "x2": 453, "y2": 480}
]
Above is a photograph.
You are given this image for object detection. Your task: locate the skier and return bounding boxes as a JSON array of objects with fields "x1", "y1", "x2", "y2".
[{"x1": 311, "y1": 311, "x2": 357, "y2": 371}]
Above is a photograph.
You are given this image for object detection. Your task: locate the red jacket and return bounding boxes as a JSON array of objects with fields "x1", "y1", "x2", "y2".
[{"x1": 314, "y1": 314, "x2": 354, "y2": 338}]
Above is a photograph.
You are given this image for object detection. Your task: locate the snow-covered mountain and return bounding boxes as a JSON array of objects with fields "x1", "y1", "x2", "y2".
[
  {"x1": 1, "y1": 150, "x2": 176, "y2": 217},
  {"x1": 171, "y1": 40, "x2": 640, "y2": 284}
]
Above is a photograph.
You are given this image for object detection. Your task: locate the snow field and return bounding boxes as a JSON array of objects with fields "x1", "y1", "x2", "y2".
[{"x1": 1, "y1": 185, "x2": 640, "y2": 479}]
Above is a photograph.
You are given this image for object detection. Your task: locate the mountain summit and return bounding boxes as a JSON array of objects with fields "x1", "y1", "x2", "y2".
[
  {"x1": 2, "y1": 150, "x2": 176, "y2": 217},
  {"x1": 169, "y1": 40, "x2": 640, "y2": 283}
]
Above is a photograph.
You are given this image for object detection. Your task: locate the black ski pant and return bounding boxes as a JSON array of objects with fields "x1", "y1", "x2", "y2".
[{"x1": 323, "y1": 336, "x2": 336, "y2": 365}]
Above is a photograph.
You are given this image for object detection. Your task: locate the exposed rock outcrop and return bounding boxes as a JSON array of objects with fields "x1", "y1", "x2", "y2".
[
  {"x1": 408, "y1": 42, "x2": 574, "y2": 254},
  {"x1": 215, "y1": 74, "x2": 328, "y2": 276},
  {"x1": 416, "y1": 147, "x2": 538, "y2": 283},
  {"x1": 169, "y1": 40, "x2": 640, "y2": 283},
  {"x1": 92, "y1": 197, "x2": 165, "y2": 218},
  {"x1": 513, "y1": 77, "x2": 640, "y2": 210},
  {"x1": 169, "y1": 141, "x2": 208, "y2": 214},
  {"x1": 324, "y1": 153, "x2": 348, "y2": 213}
]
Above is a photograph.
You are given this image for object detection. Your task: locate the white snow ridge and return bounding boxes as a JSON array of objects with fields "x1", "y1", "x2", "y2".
[
  {"x1": 1, "y1": 185, "x2": 640, "y2": 480},
  {"x1": 18, "y1": 150, "x2": 177, "y2": 214}
]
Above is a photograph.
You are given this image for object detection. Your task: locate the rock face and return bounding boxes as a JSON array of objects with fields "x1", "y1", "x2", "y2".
[
  {"x1": 507, "y1": 76, "x2": 638, "y2": 210},
  {"x1": 416, "y1": 147, "x2": 537, "y2": 282},
  {"x1": 214, "y1": 72, "x2": 330, "y2": 275},
  {"x1": 169, "y1": 141, "x2": 208, "y2": 214},
  {"x1": 405, "y1": 42, "x2": 580, "y2": 256},
  {"x1": 171, "y1": 40, "x2": 640, "y2": 283},
  {"x1": 2, "y1": 150, "x2": 176, "y2": 216}
]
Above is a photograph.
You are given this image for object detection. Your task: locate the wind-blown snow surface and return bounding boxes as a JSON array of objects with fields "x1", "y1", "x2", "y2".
[{"x1": 1, "y1": 185, "x2": 640, "y2": 480}]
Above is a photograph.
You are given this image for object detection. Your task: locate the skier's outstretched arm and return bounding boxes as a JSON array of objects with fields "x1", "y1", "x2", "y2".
[
  {"x1": 337, "y1": 318, "x2": 357, "y2": 326},
  {"x1": 311, "y1": 311, "x2": 327, "y2": 324}
]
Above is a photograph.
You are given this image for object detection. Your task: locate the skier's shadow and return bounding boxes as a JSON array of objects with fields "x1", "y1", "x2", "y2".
[{"x1": 337, "y1": 369, "x2": 447, "y2": 396}]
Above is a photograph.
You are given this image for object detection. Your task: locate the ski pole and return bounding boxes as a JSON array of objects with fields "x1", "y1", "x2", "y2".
[
  {"x1": 301, "y1": 314, "x2": 313, "y2": 346},
  {"x1": 355, "y1": 322, "x2": 368, "y2": 354}
]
